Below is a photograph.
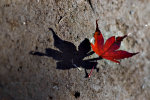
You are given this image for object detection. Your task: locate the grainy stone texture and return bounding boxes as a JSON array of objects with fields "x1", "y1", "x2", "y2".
[{"x1": 0, "y1": 0, "x2": 150, "y2": 100}]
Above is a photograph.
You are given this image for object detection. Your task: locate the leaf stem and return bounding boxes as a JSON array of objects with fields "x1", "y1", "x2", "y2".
[{"x1": 88, "y1": 66, "x2": 95, "y2": 78}]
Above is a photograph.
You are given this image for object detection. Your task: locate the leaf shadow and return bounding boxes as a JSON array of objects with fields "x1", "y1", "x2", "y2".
[{"x1": 29, "y1": 28, "x2": 102, "y2": 77}]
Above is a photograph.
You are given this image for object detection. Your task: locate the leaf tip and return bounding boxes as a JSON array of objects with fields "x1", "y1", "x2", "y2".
[
  {"x1": 116, "y1": 35, "x2": 127, "y2": 42},
  {"x1": 133, "y1": 52, "x2": 139, "y2": 56},
  {"x1": 95, "y1": 19, "x2": 101, "y2": 33}
]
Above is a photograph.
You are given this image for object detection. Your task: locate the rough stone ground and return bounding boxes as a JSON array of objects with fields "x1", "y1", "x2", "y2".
[{"x1": 0, "y1": 0, "x2": 150, "y2": 100}]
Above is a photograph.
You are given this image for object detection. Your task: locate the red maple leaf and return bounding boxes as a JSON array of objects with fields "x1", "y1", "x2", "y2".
[{"x1": 91, "y1": 20, "x2": 139, "y2": 64}]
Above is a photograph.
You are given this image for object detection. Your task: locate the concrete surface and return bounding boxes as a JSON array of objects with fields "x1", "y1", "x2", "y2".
[{"x1": 0, "y1": 0, "x2": 150, "y2": 100}]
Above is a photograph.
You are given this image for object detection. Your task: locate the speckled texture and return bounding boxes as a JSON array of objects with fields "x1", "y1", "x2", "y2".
[{"x1": 0, "y1": 0, "x2": 150, "y2": 100}]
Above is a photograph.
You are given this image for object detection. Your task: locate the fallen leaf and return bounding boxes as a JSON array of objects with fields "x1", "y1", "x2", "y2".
[{"x1": 91, "y1": 20, "x2": 139, "y2": 64}]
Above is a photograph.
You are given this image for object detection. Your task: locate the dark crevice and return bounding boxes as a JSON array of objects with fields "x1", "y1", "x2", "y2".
[{"x1": 86, "y1": 0, "x2": 95, "y2": 12}]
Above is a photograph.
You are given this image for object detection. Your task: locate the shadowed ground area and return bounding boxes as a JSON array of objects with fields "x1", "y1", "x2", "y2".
[{"x1": 30, "y1": 28, "x2": 101, "y2": 77}]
